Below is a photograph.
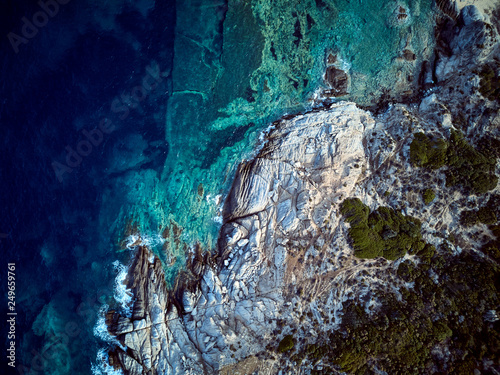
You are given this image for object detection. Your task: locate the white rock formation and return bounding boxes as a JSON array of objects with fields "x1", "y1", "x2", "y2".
[
  {"x1": 107, "y1": 102, "x2": 399, "y2": 374},
  {"x1": 102, "y1": 5, "x2": 500, "y2": 374}
]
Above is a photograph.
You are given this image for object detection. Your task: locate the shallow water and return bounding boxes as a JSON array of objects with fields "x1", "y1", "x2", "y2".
[{"x1": 0, "y1": 0, "x2": 435, "y2": 373}]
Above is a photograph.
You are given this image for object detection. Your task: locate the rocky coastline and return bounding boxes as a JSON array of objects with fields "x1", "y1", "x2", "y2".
[{"x1": 102, "y1": 4, "x2": 500, "y2": 374}]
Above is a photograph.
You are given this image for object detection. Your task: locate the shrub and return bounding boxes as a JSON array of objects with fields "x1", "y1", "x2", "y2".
[
  {"x1": 410, "y1": 133, "x2": 447, "y2": 169},
  {"x1": 432, "y1": 321, "x2": 453, "y2": 342},
  {"x1": 478, "y1": 63, "x2": 500, "y2": 104},
  {"x1": 460, "y1": 199, "x2": 498, "y2": 227},
  {"x1": 422, "y1": 189, "x2": 435, "y2": 205},
  {"x1": 445, "y1": 131, "x2": 498, "y2": 194},
  {"x1": 478, "y1": 206, "x2": 497, "y2": 225},
  {"x1": 478, "y1": 135, "x2": 500, "y2": 159},
  {"x1": 484, "y1": 194, "x2": 500, "y2": 221},
  {"x1": 460, "y1": 210, "x2": 479, "y2": 227},
  {"x1": 416, "y1": 244, "x2": 436, "y2": 261},
  {"x1": 341, "y1": 199, "x2": 426, "y2": 261},
  {"x1": 482, "y1": 225, "x2": 500, "y2": 260},
  {"x1": 409, "y1": 131, "x2": 498, "y2": 195},
  {"x1": 340, "y1": 198, "x2": 369, "y2": 226},
  {"x1": 277, "y1": 335, "x2": 294, "y2": 353}
]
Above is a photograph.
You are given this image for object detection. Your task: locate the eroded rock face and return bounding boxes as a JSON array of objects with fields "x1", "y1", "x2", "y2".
[
  {"x1": 103, "y1": 6, "x2": 500, "y2": 375},
  {"x1": 106, "y1": 102, "x2": 391, "y2": 374},
  {"x1": 106, "y1": 246, "x2": 208, "y2": 375},
  {"x1": 434, "y1": 5, "x2": 497, "y2": 82}
]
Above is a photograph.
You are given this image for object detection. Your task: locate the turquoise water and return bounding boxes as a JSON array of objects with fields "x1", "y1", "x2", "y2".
[
  {"x1": 0, "y1": 1, "x2": 436, "y2": 374},
  {"x1": 104, "y1": 0, "x2": 436, "y2": 284}
]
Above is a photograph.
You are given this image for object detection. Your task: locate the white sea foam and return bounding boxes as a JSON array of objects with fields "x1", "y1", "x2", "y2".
[
  {"x1": 124, "y1": 232, "x2": 166, "y2": 249},
  {"x1": 91, "y1": 259, "x2": 137, "y2": 375},
  {"x1": 124, "y1": 234, "x2": 141, "y2": 249},
  {"x1": 112, "y1": 260, "x2": 134, "y2": 317},
  {"x1": 91, "y1": 348, "x2": 124, "y2": 375},
  {"x1": 205, "y1": 194, "x2": 224, "y2": 224},
  {"x1": 93, "y1": 305, "x2": 125, "y2": 348},
  {"x1": 92, "y1": 305, "x2": 128, "y2": 375},
  {"x1": 205, "y1": 194, "x2": 222, "y2": 206}
]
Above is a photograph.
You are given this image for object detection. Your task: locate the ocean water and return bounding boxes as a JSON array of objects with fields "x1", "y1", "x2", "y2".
[{"x1": 0, "y1": 0, "x2": 435, "y2": 374}]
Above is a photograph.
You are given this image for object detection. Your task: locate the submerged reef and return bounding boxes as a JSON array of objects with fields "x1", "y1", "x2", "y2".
[{"x1": 99, "y1": 3, "x2": 500, "y2": 375}]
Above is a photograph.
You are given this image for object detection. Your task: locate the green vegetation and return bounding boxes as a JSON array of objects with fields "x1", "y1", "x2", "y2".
[
  {"x1": 479, "y1": 195, "x2": 500, "y2": 260},
  {"x1": 478, "y1": 206, "x2": 497, "y2": 225},
  {"x1": 340, "y1": 198, "x2": 425, "y2": 260},
  {"x1": 446, "y1": 131, "x2": 498, "y2": 194},
  {"x1": 288, "y1": 250, "x2": 500, "y2": 374},
  {"x1": 409, "y1": 132, "x2": 447, "y2": 169},
  {"x1": 422, "y1": 188, "x2": 435, "y2": 205},
  {"x1": 478, "y1": 134, "x2": 500, "y2": 159},
  {"x1": 277, "y1": 335, "x2": 294, "y2": 353},
  {"x1": 285, "y1": 196, "x2": 500, "y2": 374},
  {"x1": 484, "y1": 193, "x2": 500, "y2": 221},
  {"x1": 482, "y1": 224, "x2": 500, "y2": 260},
  {"x1": 460, "y1": 210, "x2": 480, "y2": 227},
  {"x1": 478, "y1": 63, "x2": 500, "y2": 104},
  {"x1": 410, "y1": 131, "x2": 498, "y2": 195},
  {"x1": 460, "y1": 194, "x2": 499, "y2": 227}
]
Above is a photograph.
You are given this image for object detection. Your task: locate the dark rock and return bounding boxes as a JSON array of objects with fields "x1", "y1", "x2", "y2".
[
  {"x1": 402, "y1": 49, "x2": 416, "y2": 61},
  {"x1": 324, "y1": 66, "x2": 349, "y2": 96},
  {"x1": 307, "y1": 14, "x2": 315, "y2": 30},
  {"x1": 397, "y1": 6, "x2": 408, "y2": 21},
  {"x1": 293, "y1": 18, "x2": 302, "y2": 47},
  {"x1": 327, "y1": 53, "x2": 337, "y2": 65},
  {"x1": 418, "y1": 60, "x2": 434, "y2": 90}
]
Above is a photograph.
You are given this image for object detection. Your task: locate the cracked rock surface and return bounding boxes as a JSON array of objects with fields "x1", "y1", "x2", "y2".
[
  {"x1": 104, "y1": 5, "x2": 500, "y2": 374},
  {"x1": 107, "y1": 103, "x2": 380, "y2": 374}
]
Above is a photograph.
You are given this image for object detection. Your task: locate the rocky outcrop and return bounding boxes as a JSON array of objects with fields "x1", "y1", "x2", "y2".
[
  {"x1": 402, "y1": 49, "x2": 417, "y2": 61},
  {"x1": 323, "y1": 66, "x2": 349, "y2": 97},
  {"x1": 434, "y1": 5, "x2": 497, "y2": 83},
  {"x1": 106, "y1": 102, "x2": 390, "y2": 374},
  {"x1": 102, "y1": 5, "x2": 500, "y2": 375}
]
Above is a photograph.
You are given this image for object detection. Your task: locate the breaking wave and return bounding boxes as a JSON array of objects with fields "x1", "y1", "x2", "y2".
[
  {"x1": 91, "y1": 348, "x2": 124, "y2": 375},
  {"x1": 112, "y1": 260, "x2": 134, "y2": 317}
]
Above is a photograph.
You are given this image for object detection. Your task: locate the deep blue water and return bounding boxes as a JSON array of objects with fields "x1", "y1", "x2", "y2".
[
  {"x1": 0, "y1": 1, "x2": 176, "y2": 374},
  {"x1": 0, "y1": 0, "x2": 436, "y2": 373}
]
